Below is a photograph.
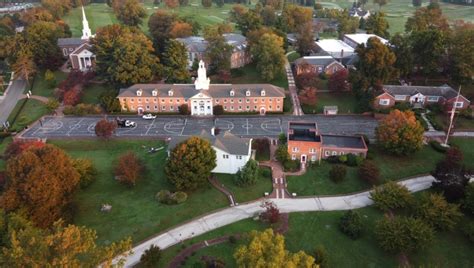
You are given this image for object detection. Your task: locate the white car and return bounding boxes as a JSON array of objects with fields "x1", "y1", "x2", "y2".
[{"x1": 142, "y1": 113, "x2": 156, "y2": 120}]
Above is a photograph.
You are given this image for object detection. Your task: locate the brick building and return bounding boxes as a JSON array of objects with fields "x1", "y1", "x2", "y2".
[
  {"x1": 293, "y1": 55, "x2": 346, "y2": 76},
  {"x1": 287, "y1": 122, "x2": 368, "y2": 164},
  {"x1": 117, "y1": 61, "x2": 285, "y2": 116}
]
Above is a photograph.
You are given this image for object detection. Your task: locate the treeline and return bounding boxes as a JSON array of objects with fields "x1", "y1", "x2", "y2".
[{"x1": 441, "y1": 0, "x2": 474, "y2": 5}]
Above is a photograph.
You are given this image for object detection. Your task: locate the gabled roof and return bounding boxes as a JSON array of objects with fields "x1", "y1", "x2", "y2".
[
  {"x1": 294, "y1": 56, "x2": 337, "y2": 68},
  {"x1": 58, "y1": 37, "x2": 87, "y2": 47},
  {"x1": 70, "y1": 42, "x2": 92, "y2": 56},
  {"x1": 168, "y1": 130, "x2": 252, "y2": 156},
  {"x1": 176, "y1": 33, "x2": 247, "y2": 54},
  {"x1": 382, "y1": 85, "x2": 465, "y2": 100}
]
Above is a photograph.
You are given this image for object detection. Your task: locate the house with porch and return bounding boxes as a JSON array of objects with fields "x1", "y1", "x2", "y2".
[
  {"x1": 167, "y1": 129, "x2": 253, "y2": 174},
  {"x1": 287, "y1": 122, "x2": 368, "y2": 164},
  {"x1": 373, "y1": 84, "x2": 471, "y2": 111},
  {"x1": 57, "y1": 6, "x2": 95, "y2": 71},
  {"x1": 117, "y1": 61, "x2": 285, "y2": 116}
]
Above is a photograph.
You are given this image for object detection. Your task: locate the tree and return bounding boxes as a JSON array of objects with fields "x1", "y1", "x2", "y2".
[
  {"x1": 215, "y1": 0, "x2": 224, "y2": 7},
  {"x1": 41, "y1": 0, "x2": 72, "y2": 19},
  {"x1": 390, "y1": 33, "x2": 414, "y2": 78},
  {"x1": 3, "y1": 140, "x2": 45, "y2": 161},
  {"x1": 298, "y1": 87, "x2": 317, "y2": 106},
  {"x1": 165, "y1": 137, "x2": 216, "y2": 191},
  {"x1": 25, "y1": 21, "x2": 64, "y2": 70},
  {"x1": 358, "y1": 160, "x2": 380, "y2": 185},
  {"x1": 405, "y1": 5, "x2": 449, "y2": 33},
  {"x1": 313, "y1": 245, "x2": 329, "y2": 268},
  {"x1": 148, "y1": 10, "x2": 178, "y2": 54},
  {"x1": 234, "y1": 159, "x2": 259, "y2": 187},
  {"x1": 250, "y1": 33, "x2": 285, "y2": 81},
  {"x1": 365, "y1": 12, "x2": 390, "y2": 38},
  {"x1": 233, "y1": 9, "x2": 262, "y2": 36},
  {"x1": 0, "y1": 211, "x2": 131, "y2": 267},
  {"x1": 73, "y1": 158, "x2": 97, "y2": 189},
  {"x1": 115, "y1": 0, "x2": 146, "y2": 26},
  {"x1": 169, "y1": 22, "x2": 193, "y2": 38},
  {"x1": 414, "y1": 193, "x2": 462, "y2": 231},
  {"x1": 94, "y1": 119, "x2": 117, "y2": 139},
  {"x1": 295, "y1": 72, "x2": 323, "y2": 89},
  {"x1": 375, "y1": 110, "x2": 424, "y2": 155},
  {"x1": 92, "y1": 25, "x2": 159, "y2": 87},
  {"x1": 328, "y1": 69, "x2": 350, "y2": 91},
  {"x1": 412, "y1": 0, "x2": 422, "y2": 6},
  {"x1": 339, "y1": 210, "x2": 363, "y2": 239},
  {"x1": 281, "y1": 4, "x2": 313, "y2": 33},
  {"x1": 260, "y1": 200, "x2": 280, "y2": 224},
  {"x1": 234, "y1": 229, "x2": 315, "y2": 267},
  {"x1": 204, "y1": 29, "x2": 232, "y2": 74},
  {"x1": 355, "y1": 37, "x2": 397, "y2": 87},
  {"x1": 370, "y1": 181, "x2": 414, "y2": 212},
  {"x1": 262, "y1": 6, "x2": 277, "y2": 26},
  {"x1": 295, "y1": 22, "x2": 314, "y2": 56},
  {"x1": 44, "y1": 69, "x2": 57, "y2": 88},
  {"x1": 46, "y1": 98, "x2": 60, "y2": 113},
  {"x1": 329, "y1": 164, "x2": 347, "y2": 183},
  {"x1": 11, "y1": 46, "x2": 36, "y2": 82},
  {"x1": 202, "y1": 0, "x2": 212, "y2": 7},
  {"x1": 178, "y1": 104, "x2": 190, "y2": 115},
  {"x1": 1, "y1": 145, "x2": 80, "y2": 228},
  {"x1": 432, "y1": 147, "x2": 470, "y2": 202},
  {"x1": 162, "y1": 40, "x2": 190, "y2": 83},
  {"x1": 63, "y1": 85, "x2": 82, "y2": 105},
  {"x1": 213, "y1": 105, "x2": 224, "y2": 115},
  {"x1": 375, "y1": 216, "x2": 434, "y2": 254},
  {"x1": 336, "y1": 14, "x2": 359, "y2": 38},
  {"x1": 164, "y1": 0, "x2": 179, "y2": 8},
  {"x1": 115, "y1": 151, "x2": 144, "y2": 187},
  {"x1": 448, "y1": 23, "x2": 474, "y2": 84},
  {"x1": 411, "y1": 29, "x2": 445, "y2": 77},
  {"x1": 139, "y1": 244, "x2": 161, "y2": 267},
  {"x1": 464, "y1": 184, "x2": 474, "y2": 215},
  {"x1": 373, "y1": 0, "x2": 389, "y2": 10}
]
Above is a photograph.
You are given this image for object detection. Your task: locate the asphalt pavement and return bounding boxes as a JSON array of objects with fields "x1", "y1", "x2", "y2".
[{"x1": 0, "y1": 79, "x2": 27, "y2": 127}]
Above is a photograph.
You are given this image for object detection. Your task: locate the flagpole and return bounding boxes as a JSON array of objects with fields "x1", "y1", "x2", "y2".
[{"x1": 443, "y1": 86, "x2": 461, "y2": 146}]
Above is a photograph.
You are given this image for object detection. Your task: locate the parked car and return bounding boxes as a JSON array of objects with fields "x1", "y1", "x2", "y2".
[
  {"x1": 116, "y1": 119, "x2": 136, "y2": 128},
  {"x1": 142, "y1": 113, "x2": 156, "y2": 120}
]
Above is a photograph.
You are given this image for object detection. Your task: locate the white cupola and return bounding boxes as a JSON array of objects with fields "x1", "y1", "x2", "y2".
[{"x1": 194, "y1": 60, "x2": 210, "y2": 90}]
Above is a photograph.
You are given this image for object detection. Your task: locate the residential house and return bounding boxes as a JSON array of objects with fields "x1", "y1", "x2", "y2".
[
  {"x1": 348, "y1": 6, "x2": 371, "y2": 19},
  {"x1": 312, "y1": 18, "x2": 339, "y2": 34},
  {"x1": 57, "y1": 6, "x2": 95, "y2": 71},
  {"x1": 117, "y1": 61, "x2": 285, "y2": 116},
  {"x1": 287, "y1": 122, "x2": 368, "y2": 164},
  {"x1": 342, "y1": 33, "x2": 389, "y2": 49},
  {"x1": 373, "y1": 84, "x2": 471, "y2": 111},
  {"x1": 167, "y1": 129, "x2": 253, "y2": 174},
  {"x1": 293, "y1": 55, "x2": 346, "y2": 76},
  {"x1": 176, "y1": 33, "x2": 251, "y2": 69}
]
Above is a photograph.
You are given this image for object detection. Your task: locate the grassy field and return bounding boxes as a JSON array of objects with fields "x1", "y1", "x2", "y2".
[
  {"x1": 81, "y1": 83, "x2": 114, "y2": 104},
  {"x1": 451, "y1": 137, "x2": 474, "y2": 169},
  {"x1": 229, "y1": 64, "x2": 288, "y2": 90},
  {"x1": 7, "y1": 99, "x2": 48, "y2": 131},
  {"x1": 63, "y1": 3, "x2": 119, "y2": 37},
  {"x1": 31, "y1": 71, "x2": 67, "y2": 98},
  {"x1": 433, "y1": 113, "x2": 474, "y2": 131},
  {"x1": 301, "y1": 92, "x2": 358, "y2": 114},
  {"x1": 213, "y1": 167, "x2": 273, "y2": 203},
  {"x1": 49, "y1": 140, "x2": 228, "y2": 245},
  {"x1": 287, "y1": 145, "x2": 445, "y2": 196}
]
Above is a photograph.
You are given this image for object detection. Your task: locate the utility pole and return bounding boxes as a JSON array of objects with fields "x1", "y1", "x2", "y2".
[{"x1": 443, "y1": 86, "x2": 461, "y2": 147}]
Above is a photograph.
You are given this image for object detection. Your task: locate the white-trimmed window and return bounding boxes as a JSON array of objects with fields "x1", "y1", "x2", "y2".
[
  {"x1": 291, "y1": 154, "x2": 296, "y2": 160},
  {"x1": 137, "y1": 99, "x2": 142, "y2": 103},
  {"x1": 215, "y1": 99, "x2": 219, "y2": 103},
  {"x1": 153, "y1": 98, "x2": 157, "y2": 103},
  {"x1": 239, "y1": 99, "x2": 242, "y2": 103},
  {"x1": 230, "y1": 99, "x2": 234, "y2": 103},
  {"x1": 246, "y1": 106, "x2": 250, "y2": 110},
  {"x1": 146, "y1": 105, "x2": 150, "y2": 110},
  {"x1": 427, "y1": 96, "x2": 439, "y2": 102},
  {"x1": 311, "y1": 155, "x2": 317, "y2": 161},
  {"x1": 238, "y1": 106, "x2": 242, "y2": 110},
  {"x1": 318, "y1": 66, "x2": 323, "y2": 73},
  {"x1": 168, "y1": 90, "x2": 173, "y2": 96},
  {"x1": 152, "y1": 90, "x2": 157, "y2": 96},
  {"x1": 154, "y1": 105, "x2": 158, "y2": 110},
  {"x1": 230, "y1": 90, "x2": 234, "y2": 96},
  {"x1": 261, "y1": 90, "x2": 266, "y2": 97},
  {"x1": 177, "y1": 99, "x2": 180, "y2": 103},
  {"x1": 223, "y1": 154, "x2": 229, "y2": 159},
  {"x1": 332, "y1": 151, "x2": 337, "y2": 156},
  {"x1": 224, "y1": 106, "x2": 227, "y2": 110},
  {"x1": 454, "y1": 102, "x2": 464, "y2": 108},
  {"x1": 324, "y1": 150, "x2": 330, "y2": 156},
  {"x1": 145, "y1": 98, "x2": 149, "y2": 103},
  {"x1": 292, "y1": 147, "x2": 299, "y2": 152},
  {"x1": 162, "y1": 106, "x2": 166, "y2": 110},
  {"x1": 63, "y1": 48, "x2": 68, "y2": 56},
  {"x1": 161, "y1": 99, "x2": 165, "y2": 103},
  {"x1": 230, "y1": 106, "x2": 234, "y2": 110},
  {"x1": 379, "y1": 99, "x2": 390, "y2": 106},
  {"x1": 236, "y1": 155, "x2": 242, "y2": 160},
  {"x1": 395, "y1": 95, "x2": 406, "y2": 101},
  {"x1": 309, "y1": 148, "x2": 315, "y2": 153},
  {"x1": 246, "y1": 99, "x2": 250, "y2": 103},
  {"x1": 246, "y1": 90, "x2": 250, "y2": 96},
  {"x1": 137, "y1": 90, "x2": 142, "y2": 96},
  {"x1": 224, "y1": 99, "x2": 228, "y2": 103},
  {"x1": 170, "y1": 106, "x2": 174, "y2": 111},
  {"x1": 254, "y1": 99, "x2": 258, "y2": 103},
  {"x1": 130, "y1": 98, "x2": 134, "y2": 103}
]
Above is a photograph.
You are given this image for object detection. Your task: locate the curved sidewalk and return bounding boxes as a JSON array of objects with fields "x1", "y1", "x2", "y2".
[{"x1": 118, "y1": 175, "x2": 438, "y2": 267}]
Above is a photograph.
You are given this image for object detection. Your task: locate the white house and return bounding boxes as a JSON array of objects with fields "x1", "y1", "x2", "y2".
[{"x1": 167, "y1": 130, "x2": 253, "y2": 174}]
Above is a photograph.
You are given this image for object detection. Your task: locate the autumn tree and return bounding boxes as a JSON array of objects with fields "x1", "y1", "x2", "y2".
[
  {"x1": 355, "y1": 37, "x2": 397, "y2": 87},
  {"x1": 448, "y1": 23, "x2": 474, "y2": 84},
  {"x1": 41, "y1": 0, "x2": 72, "y2": 19},
  {"x1": 115, "y1": 0, "x2": 146, "y2": 26},
  {"x1": 63, "y1": 85, "x2": 82, "y2": 105},
  {"x1": 11, "y1": 46, "x2": 36, "y2": 82},
  {"x1": 25, "y1": 21, "x2": 65, "y2": 70},
  {"x1": 336, "y1": 14, "x2": 359, "y2": 38},
  {"x1": 375, "y1": 216, "x2": 434, "y2": 254},
  {"x1": 411, "y1": 29, "x2": 445, "y2": 77},
  {"x1": 165, "y1": 137, "x2": 216, "y2": 191},
  {"x1": 232, "y1": 8, "x2": 262, "y2": 36},
  {"x1": 405, "y1": 4, "x2": 449, "y2": 33},
  {"x1": 260, "y1": 200, "x2": 280, "y2": 224},
  {"x1": 0, "y1": 211, "x2": 131, "y2": 267},
  {"x1": 370, "y1": 181, "x2": 414, "y2": 212},
  {"x1": 295, "y1": 71, "x2": 323, "y2": 89},
  {"x1": 375, "y1": 110, "x2": 424, "y2": 155},
  {"x1": 73, "y1": 158, "x2": 98, "y2": 189},
  {"x1": 234, "y1": 229, "x2": 316, "y2": 267},
  {"x1": 250, "y1": 33, "x2": 285, "y2": 81},
  {"x1": 164, "y1": 0, "x2": 179, "y2": 8},
  {"x1": 298, "y1": 87, "x2": 317, "y2": 106},
  {"x1": 328, "y1": 69, "x2": 350, "y2": 91},
  {"x1": 295, "y1": 22, "x2": 314, "y2": 56},
  {"x1": 115, "y1": 151, "x2": 144, "y2": 187},
  {"x1": 234, "y1": 159, "x2": 259, "y2": 187},
  {"x1": 169, "y1": 21, "x2": 193, "y2": 38},
  {"x1": 148, "y1": 10, "x2": 178, "y2": 54},
  {"x1": 281, "y1": 4, "x2": 313, "y2": 33},
  {"x1": 1, "y1": 145, "x2": 80, "y2": 228},
  {"x1": 262, "y1": 6, "x2": 277, "y2": 26},
  {"x1": 365, "y1": 12, "x2": 390, "y2": 38},
  {"x1": 204, "y1": 29, "x2": 232, "y2": 74},
  {"x1": 390, "y1": 33, "x2": 414, "y2": 78},
  {"x1": 358, "y1": 160, "x2": 380, "y2": 185},
  {"x1": 94, "y1": 119, "x2": 117, "y2": 139},
  {"x1": 162, "y1": 39, "x2": 191, "y2": 83},
  {"x1": 92, "y1": 24, "x2": 159, "y2": 87},
  {"x1": 3, "y1": 140, "x2": 45, "y2": 161},
  {"x1": 414, "y1": 193, "x2": 462, "y2": 231}
]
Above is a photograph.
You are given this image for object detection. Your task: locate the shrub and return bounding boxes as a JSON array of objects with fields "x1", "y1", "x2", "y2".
[
  {"x1": 94, "y1": 119, "x2": 117, "y2": 139},
  {"x1": 358, "y1": 160, "x2": 380, "y2": 185},
  {"x1": 73, "y1": 158, "x2": 97, "y2": 189},
  {"x1": 464, "y1": 222, "x2": 474, "y2": 243},
  {"x1": 63, "y1": 104, "x2": 102, "y2": 115},
  {"x1": 329, "y1": 164, "x2": 346, "y2": 183},
  {"x1": 115, "y1": 152, "x2": 144, "y2": 187},
  {"x1": 99, "y1": 90, "x2": 121, "y2": 113},
  {"x1": 278, "y1": 133, "x2": 287, "y2": 145},
  {"x1": 252, "y1": 138, "x2": 270, "y2": 160},
  {"x1": 44, "y1": 69, "x2": 56, "y2": 88},
  {"x1": 234, "y1": 159, "x2": 259, "y2": 187},
  {"x1": 414, "y1": 193, "x2": 462, "y2": 231},
  {"x1": 260, "y1": 201, "x2": 280, "y2": 224},
  {"x1": 178, "y1": 104, "x2": 190, "y2": 115},
  {"x1": 45, "y1": 98, "x2": 59, "y2": 113},
  {"x1": 314, "y1": 245, "x2": 329, "y2": 268},
  {"x1": 339, "y1": 210, "x2": 363, "y2": 239},
  {"x1": 464, "y1": 184, "x2": 474, "y2": 215},
  {"x1": 259, "y1": 167, "x2": 272, "y2": 178},
  {"x1": 62, "y1": 85, "x2": 82, "y2": 106},
  {"x1": 429, "y1": 140, "x2": 448, "y2": 153},
  {"x1": 338, "y1": 155, "x2": 347, "y2": 163},
  {"x1": 156, "y1": 190, "x2": 171, "y2": 203},
  {"x1": 139, "y1": 244, "x2": 161, "y2": 267},
  {"x1": 283, "y1": 159, "x2": 300, "y2": 172},
  {"x1": 229, "y1": 235, "x2": 237, "y2": 244},
  {"x1": 346, "y1": 153, "x2": 363, "y2": 167},
  {"x1": 370, "y1": 181, "x2": 414, "y2": 212},
  {"x1": 156, "y1": 190, "x2": 188, "y2": 205},
  {"x1": 0, "y1": 171, "x2": 5, "y2": 190},
  {"x1": 171, "y1": 191, "x2": 188, "y2": 204},
  {"x1": 213, "y1": 105, "x2": 224, "y2": 115}
]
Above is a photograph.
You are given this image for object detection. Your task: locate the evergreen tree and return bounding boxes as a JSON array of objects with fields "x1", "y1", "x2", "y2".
[{"x1": 162, "y1": 40, "x2": 191, "y2": 83}]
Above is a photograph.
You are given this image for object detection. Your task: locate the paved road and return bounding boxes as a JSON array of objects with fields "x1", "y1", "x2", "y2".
[
  {"x1": 21, "y1": 114, "x2": 378, "y2": 139},
  {"x1": 0, "y1": 79, "x2": 27, "y2": 127},
  {"x1": 115, "y1": 175, "x2": 443, "y2": 267},
  {"x1": 285, "y1": 62, "x2": 304, "y2": 116}
]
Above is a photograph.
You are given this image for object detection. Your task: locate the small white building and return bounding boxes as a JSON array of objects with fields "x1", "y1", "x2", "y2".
[
  {"x1": 167, "y1": 130, "x2": 253, "y2": 174},
  {"x1": 343, "y1": 33, "x2": 389, "y2": 49}
]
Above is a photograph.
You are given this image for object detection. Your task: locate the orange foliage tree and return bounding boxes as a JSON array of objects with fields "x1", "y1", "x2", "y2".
[
  {"x1": 328, "y1": 69, "x2": 350, "y2": 91},
  {"x1": 1, "y1": 145, "x2": 80, "y2": 228},
  {"x1": 298, "y1": 87, "x2": 317, "y2": 106},
  {"x1": 375, "y1": 109, "x2": 424, "y2": 155},
  {"x1": 115, "y1": 151, "x2": 144, "y2": 187},
  {"x1": 3, "y1": 140, "x2": 45, "y2": 161},
  {"x1": 164, "y1": 0, "x2": 179, "y2": 8},
  {"x1": 169, "y1": 22, "x2": 193, "y2": 38},
  {"x1": 95, "y1": 119, "x2": 117, "y2": 139}
]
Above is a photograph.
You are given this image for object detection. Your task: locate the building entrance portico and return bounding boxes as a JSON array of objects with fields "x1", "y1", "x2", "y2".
[{"x1": 190, "y1": 93, "x2": 213, "y2": 116}]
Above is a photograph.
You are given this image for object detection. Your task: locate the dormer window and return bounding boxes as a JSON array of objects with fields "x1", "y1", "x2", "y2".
[
  {"x1": 246, "y1": 90, "x2": 250, "y2": 97},
  {"x1": 168, "y1": 90, "x2": 173, "y2": 97},
  {"x1": 261, "y1": 90, "x2": 266, "y2": 97},
  {"x1": 152, "y1": 90, "x2": 157, "y2": 96},
  {"x1": 136, "y1": 89, "x2": 142, "y2": 96},
  {"x1": 230, "y1": 90, "x2": 234, "y2": 97}
]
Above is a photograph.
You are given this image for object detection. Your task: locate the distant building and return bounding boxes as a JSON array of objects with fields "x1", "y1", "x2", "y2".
[
  {"x1": 176, "y1": 33, "x2": 251, "y2": 69},
  {"x1": 287, "y1": 122, "x2": 368, "y2": 164},
  {"x1": 117, "y1": 61, "x2": 285, "y2": 116},
  {"x1": 293, "y1": 55, "x2": 345, "y2": 76},
  {"x1": 167, "y1": 130, "x2": 253, "y2": 174},
  {"x1": 348, "y1": 6, "x2": 370, "y2": 19},
  {"x1": 57, "y1": 6, "x2": 95, "y2": 71},
  {"x1": 312, "y1": 18, "x2": 339, "y2": 34},
  {"x1": 314, "y1": 39, "x2": 356, "y2": 60},
  {"x1": 373, "y1": 84, "x2": 471, "y2": 111},
  {"x1": 343, "y1": 33, "x2": 389, "y2": 49}
]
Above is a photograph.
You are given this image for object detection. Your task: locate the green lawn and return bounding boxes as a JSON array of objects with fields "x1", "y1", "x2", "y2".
[
  {"x1": 301, "y1": 92, "x2": 358, "y2": 114},
  {"x1": 229, "y1": 64, "x2": 288, "y2": 90},
  {"x1": 286, "y1": 51, "x2": 301, "y2": 63},
  {"x1": 31, "y1": 71, "x2": 67, "y2": 98},
  {"x1": 81, "y1": 83, "x2": 114, "y2": 104},
  {"x1": 7, "y1": 99, "x2": 48, "y2": 132},
  {"x1": 433, "y1": 113, "x2": 474, "y2": 131},
  {"x1": 0, "y1": 136, "x2": 12, "y2": 170},
  {"x1": 451, "y1": 137, "x2": 474, "y2": 169},
  {"x1": 49, "y1": 140, "x2": 228, "y2": 245},
  {"x1": 213, "y1": 167, "x2": 273, "y2": 203},
  {"x1": 63, "y1": 3, "x2": 119, "y2": 37},
  {"x1": 287, "y1": 145, "x2": 445, "y2": 196}
]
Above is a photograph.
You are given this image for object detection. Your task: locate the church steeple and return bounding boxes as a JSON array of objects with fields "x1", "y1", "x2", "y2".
[
  {"x1": 194, "y1": 60, "x2": 210, "y2": 90},
  {"x1": 81, "y1": 6, "x2": 92, "y2": 40}
]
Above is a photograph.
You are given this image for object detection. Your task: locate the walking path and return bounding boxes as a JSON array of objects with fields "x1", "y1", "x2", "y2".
[
  {"x1": 116, "y1": 175, "x2": 444, "y2": 267},
  {"x1": 284, "y1": 57, "x2": 303, "y2": 116},
  {"x1": 19, "y1": 94, "x2": 49, "y2": 104},
  {"x1": 0, "y1": 79, "x2": 27, "y2": 127},
  {"x1": 421, "y1": 112, "x2": 435, "y2": 131},
  {"x1": 208, "y1": 176, "x2": 236, "y2": 206}
]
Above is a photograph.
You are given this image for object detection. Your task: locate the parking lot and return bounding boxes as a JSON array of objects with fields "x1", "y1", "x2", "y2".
[{"x1": 21, "y1": 115, "x2": 379, "y2": 139}]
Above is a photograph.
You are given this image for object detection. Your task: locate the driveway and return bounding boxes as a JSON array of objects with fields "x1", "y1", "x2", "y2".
[{"x1": 0, "y1": 79, "x2": 27, "y2": 127}]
